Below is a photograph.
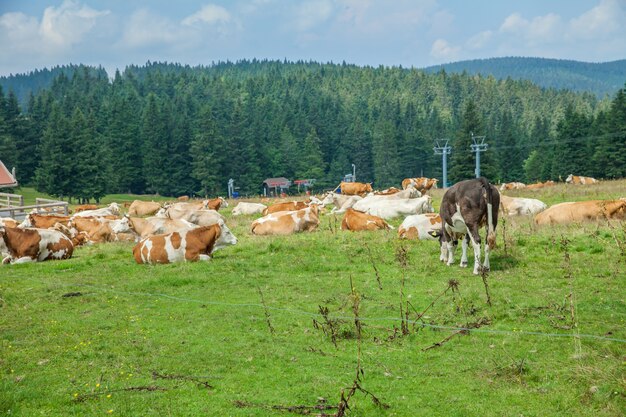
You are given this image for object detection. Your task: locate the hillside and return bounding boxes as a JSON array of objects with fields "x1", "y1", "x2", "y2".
[{"x1": 422, "y1": 57, "x2": 626, "y2": 98}]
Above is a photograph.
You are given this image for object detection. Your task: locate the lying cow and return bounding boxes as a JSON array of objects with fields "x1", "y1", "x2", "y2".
[
  {"x1": 0, "y1": 218, "x2": 18, "y2": 228},
  {"x1": 19, "y1": 213, "x2": 72, "y2": 229},
  {"x1": 126, "y1": 216, "x2": 197, "y2": 239},
  {"x1": 401, "y1": 177, "x2": 438, "y2": 193},
  {"x1": 375, "y1": 187, "x2": 401, "y2": 195},
  {"x1": 534, "y1": 199, "x2": 626, "y2": 225},
  {"x1": 320, "y1": 193, "x2": 363, "y2": 214},
  {"x1": 72, "y1": 203, "x2": 121, "y2": 218},
  {"x1": 500, "y1": 195, "x2": 547, "y2": 216},
  {"x1": 565, "y1": 174, "x2": 598, "y2": 185},
  {"x1": 398, "y1": 213, "x2": 442, "y2": 240},
  {"x1": 439, "y1": 177, "x2": 500, "y2": 275},
  {"x1": 351, "y1": 195, "x2": 434, "y2": 219},
  {"x1": 341, "y1": 209, "x2": 391, "y2": 231},
  {"x1": 526, "y1": 180, "x2": 556, "y2": 190},
  {"x1": 132, "y1": 221, "x2": 237, "y2": 264},
  {"x1": 74, "y1": 204, "x2": 98, "y2": 212},
  {"x1": 0, "y1": 226, "x2": 73, "y2": 264},
  {"x1": 339, "y1": 182, "x2": 373, "y2": 196},
  {"x1": 158, "y1": 207, "x2": 224, "y2": 226},
  {"x1": 263, "y1": 201, "x2": 308, "y2": 215},
  {"x1": 127, "y1": 200, "x2": 162, "y2": 217},
  {"x1": 206, "y1": 197, "x2": 228, "y2": 211},
  {"x1": 499, "y1": 182, "x2": 526, "y2": 191},
  {"x1": 251, "y1": 206, "x2": 320, "y2": 236},
  {"x1": 231, "y1": 202, "x2": 267, "y2": 216}
]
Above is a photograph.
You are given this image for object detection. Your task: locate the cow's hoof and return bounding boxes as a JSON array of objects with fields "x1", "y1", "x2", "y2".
[
  {"x1": 460, "y1": 262, "x2": 468, "y2": 268},
  {"x1": 446, "y1": 262, "x2": 454, "y2": 267}
]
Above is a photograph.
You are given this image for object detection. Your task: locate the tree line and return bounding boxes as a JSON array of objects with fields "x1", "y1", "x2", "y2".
[{"x1": 0, "y1": 60, "x2": 624, "y2": 201}]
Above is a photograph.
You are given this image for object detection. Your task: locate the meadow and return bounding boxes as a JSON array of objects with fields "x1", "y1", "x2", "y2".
[{"x1": 1, "y1": 182, "x2": 625, "y2": 416}]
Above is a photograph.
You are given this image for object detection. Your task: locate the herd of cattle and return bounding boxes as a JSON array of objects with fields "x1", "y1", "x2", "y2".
[{"x1": 0, "y1": 174, "x2": 624, "y2": 273}]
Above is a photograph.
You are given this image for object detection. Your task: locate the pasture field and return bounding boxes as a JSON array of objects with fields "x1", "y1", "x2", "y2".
[{"x1": 1, "y1": 182, "x2": 625, "y2": 416}]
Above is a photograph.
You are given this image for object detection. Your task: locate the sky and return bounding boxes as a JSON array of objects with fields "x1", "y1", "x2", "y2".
[{"x1": 0, "y1": 0, "x2": 625, "y2": 77}]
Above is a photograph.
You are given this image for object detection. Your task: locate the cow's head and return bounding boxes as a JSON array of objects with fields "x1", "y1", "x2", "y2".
[
  {"x1": 219, "y1": 197, "x2": 229, "y2": 208},
  {"x1": 565, "y1": 174, "x2": 573, "y2": 183},
  {"x1": 213, "y1": 220, "x2": 238, "y2": 252},
  {"x1": 109, "y1": 202, "x2": 121, "y2": 215},
  {"x1": 365, "y1": 183, "x2": 373, "y2": 193}
]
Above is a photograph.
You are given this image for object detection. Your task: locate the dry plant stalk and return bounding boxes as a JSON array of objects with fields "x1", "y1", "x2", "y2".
[
  {"x1": 560, "y1": 236, "x2": 581, "y2": 356},
  {"x1": 257, "y1": 286, "x2": 275, "y2": 335},
  {"x1": 364, "y1": 243, "x2": 383, "y2": 290}
]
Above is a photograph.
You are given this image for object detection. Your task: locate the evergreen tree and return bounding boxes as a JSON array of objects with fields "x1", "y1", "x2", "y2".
[
  {"x1": 371, "y1": 118, "x2": 400, "y2": 188},
  {"x1": 190, "y1": 104, "x2": 222, "y2": 196},
  {"x1": 551, "y1": 105, "x2": 591, "y2": 179},
  {"x1": 35, "y1": 105, "x2": 72, "y2": 199},
  {"x1": 141, "y1": 93, "x2": 170, "y2": 195},
  {"x1": 296, "y1": 128, "x2": 325, "y2": 180},
  {"x1": 449, "y1": 100, "x2": 482, "y2": 183}
]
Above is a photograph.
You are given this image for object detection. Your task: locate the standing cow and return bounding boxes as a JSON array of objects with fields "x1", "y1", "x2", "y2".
[{"x1": 439, "y1": 177, "x2": 500, "y2": 275}]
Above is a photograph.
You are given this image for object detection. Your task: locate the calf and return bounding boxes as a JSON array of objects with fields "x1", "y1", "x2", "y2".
[
  {"x1": 0, "y1": 226, "x2": 73, "y2": 264},
  {"x1": 251, "y1": 206, "x2": 320, "y2": 235},
  {"x1": 439, "y1": 177, "x2": 500, "y2": 275},
  {"x1": 398, "y1": 213, "x2": 442, "y2": 240},
  {"x1": 132, "y1": 222, "x2": 237, "y2": 264},
  {"x1": 341, "y1": 209, "x2": 391, "y2": 231}
]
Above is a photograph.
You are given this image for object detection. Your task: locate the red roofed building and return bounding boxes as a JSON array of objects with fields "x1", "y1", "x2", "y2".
[{"x1": 0, "y1": 160, "x2": 17, "y2": 188}]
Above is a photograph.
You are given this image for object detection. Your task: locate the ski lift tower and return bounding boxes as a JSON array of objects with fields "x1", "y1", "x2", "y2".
[{"x1": 343, "y1": 164, "x2": 356, "y2": 183}]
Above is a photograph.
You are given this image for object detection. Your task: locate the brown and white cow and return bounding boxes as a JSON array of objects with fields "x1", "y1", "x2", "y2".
[
  {"x1": 499, "y1": 182, "x2": 526, "y2": 191},
  {"x1": 0, "y1": 218, "x2": 18, "y2": 228},
  {"x1": 263, "y1": 201, "x2": 309, "y2": 215},
  {"x1": 72, "y1": 203, "x2": 121, "y2": 218},
  {"x1": 534, "y1": 199, "x2": 626, "y2": 225},
  {"x1": 251, "y1": 206, "x2": 320, "y2": 236},
  {"x1": 565, "y1": 174, "x2": 598, "y2": 185},
  {"x1": 374, "y1": 187, "x2": 402, "y2": 195},
  {"x1": 341, "y1": 208, "x2": 391, "y2": 231},
  {"x1": 126, "y1": 216, "x2": 197, "y2": 239},
  {"x1": 69, "y1": 216, "x2": 131, "y2": 243},
  {"x1": 20, "y1": 213, "x2": 72, "y2": 229},
  {"x1": 339, "y1": 182, "x2": 373, "y2": 196},
  {"x1": 398, "y1": 213, "x2": 442, "y2": 240},
  {"x1": 320, "y1": 193, "x2": 363, "y2": 214},
  {"x1": 439, "y1": 177, "x2": 500, "y2": 275},
  {"x1": 74, "y1": 204, "x2": 98, "y2": 213},
  {"x1": 206, "y1": 197, "x2": 228, "y2": 211},
  {"x1": 0, "y1": 226, "x2": 73, "y2": 264},
  {"x1": 158, "y1": 207, "x2": 224, "y2": 226},
  {"x1": 127, "y1": 200, "x2": 162, "y2": 217},
  {"x1": 500, "y1": 195, "x2": 547, "y2": 216},
  {"x1": 526, "y1": 180, "x2": 556, "y2": 190},
  {"x1": 132, "y1": 221, "x2": 237, "y2": 264},
  {"x1": 401, "y1": 177, "x2": 438, "y2": 193}
]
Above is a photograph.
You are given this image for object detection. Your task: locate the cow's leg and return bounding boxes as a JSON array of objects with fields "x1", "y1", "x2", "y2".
[
  {"x1": 12, "y1": 256, "x2": 35, "y2": 264},
  {"x1": 483, "y1": 230, "x2": 491, "y2": 271},
  {"x1": 467, "y1": 225, "x2": 483, "y2": 275},
  {"x1": 460, "y1": 235, "x2": 469, "y2": 267},
  {"x1": 198, "y1": 254, "x2": 212, "y2": 261},
  {"x1": 439, "y1": 240, "x2": 448, "y2": 262},
  {"x1": 446, "y1": 240, "x2": 456, "y2": 266}
]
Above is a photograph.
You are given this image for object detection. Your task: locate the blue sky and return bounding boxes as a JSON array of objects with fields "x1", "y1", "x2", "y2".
[{"x1": 1, "y1": 0, "x2": 625, "y2": 76}]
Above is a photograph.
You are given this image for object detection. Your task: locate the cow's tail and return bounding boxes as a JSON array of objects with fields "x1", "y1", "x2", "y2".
[{"x1": 480, "y1": 177, "x2": 497, "y2": 249}]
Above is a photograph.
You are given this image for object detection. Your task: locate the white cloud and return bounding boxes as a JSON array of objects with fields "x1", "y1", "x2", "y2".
[
  {"x1": 39, "y1": 0, "x2": 109, "y2": 48},
  {"x1": 430, "y1": 38, "x2": 460, "y2": 61},
  {"x1": 466, "y1": 30, "x2": 492, "y2": 50},
  {"x1": 569, "y1": 0, "x2": 624, "y2": 40},
  {"x1": 292, "y1": 0, "x2": 334, "y2": 32},
  {"x1": 122, "y1": 9, "x2": 182, "y2": 48},
  {"x1": 499, "y1": 12, "x2": 528, "y2": 34},
  {"x1": 182, "y1": 4, "x2": 231, "y2": 27}
]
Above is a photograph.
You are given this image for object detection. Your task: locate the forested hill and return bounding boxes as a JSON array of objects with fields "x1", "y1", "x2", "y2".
[
  {"x1": 422, "y1": 57, "x2": 626, "y2": 98},
  {"x1": 0, "y1": 60, "x2": 624, "y2": 201}
]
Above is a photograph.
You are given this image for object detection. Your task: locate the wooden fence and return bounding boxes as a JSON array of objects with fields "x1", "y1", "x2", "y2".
[{"x1": 0, "y1": 193, "x2": 68, "y2": 220}]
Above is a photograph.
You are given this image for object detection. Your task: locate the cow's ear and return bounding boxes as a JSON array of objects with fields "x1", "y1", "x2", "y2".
[{"x1": 428, "y1": 230, "x2": 442, "y2": 238}]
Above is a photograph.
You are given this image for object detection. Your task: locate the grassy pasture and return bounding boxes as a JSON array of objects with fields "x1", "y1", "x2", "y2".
[{"x1": 1, "y1": 182, "x2": 625, "y2": 416}]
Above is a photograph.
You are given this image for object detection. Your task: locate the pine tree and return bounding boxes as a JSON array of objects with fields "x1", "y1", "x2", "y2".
[
  {"x1": 141, "y1": 94, "x2": 170, "y2": 195},
  {"x1": 296, "y1": 128, "x2": 325, "y2": 180},
  {"x1": 35, "y1": 105, "x2": 72, "y2": 199},
  {"x1": 449, "y1": 100, "x2": 482, "y2": 183},
  {"x1": 190, "y1": 104, "x2": 222, "y2": 196}
]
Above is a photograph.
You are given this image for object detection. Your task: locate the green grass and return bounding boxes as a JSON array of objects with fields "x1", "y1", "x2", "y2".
[{"x1": 1, "y1": 182, "x2": 625, "y2": 416}]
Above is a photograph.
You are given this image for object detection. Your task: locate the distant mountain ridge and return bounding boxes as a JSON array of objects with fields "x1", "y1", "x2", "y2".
[{"x1": 422, "y1": 57, "x2": 626, "y2": 98}]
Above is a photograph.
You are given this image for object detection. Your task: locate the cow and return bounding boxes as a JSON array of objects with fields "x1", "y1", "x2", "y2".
[
  {"x1": 263, "y1": 201, "x2": 309, "y2": 215},
  {"x1": 177, "y1": 195, "x2": 190, "y2": 202},
  {"x1": 0, "y1": 226, "x2": 73, "y2": 264},
  {"x1": 534, "y1": 199, "x2": 626, "y2": 225},
  {"x1": 320, "y1": 193, "x2": 363, "y2": 214},
  {"x1": 69, "y1": 216, "x2": 132, "y2": 243},
  {"x1": 206, "y1": 197, "x2": 228, "y2": 211},
  {"x1": 439, "y1": 177, "x2": 500, "y2": 275},
  {"x1": 0, "y1": 218, "x2": 18, "y2": 228},
  {"x1": 339, "y1": 182, "x2": 373, "y2": 196},
  {"x1": 251, "y1": 206, "x2": 320, "y2": 236},
  {"x1": 355, "y1": 187, "x2": 421, "y2": 204},
  {"x1": 565, "y1": 174, "x2": 599, "y2": 185},
  {"x1": 500, "y1": 195, "x2": 547, "y2": 216},
  {"x1": 341, "y1": 208, "x2": 391, "y2": 231},
  {"x1": 401, "y1": 177, "x2": 438, "y2": 193},
  {"x1": 159, "y1": 207, "x2": 224, "y2": 226},
  {"x1": 526, "y1": 180, "x2": 556, "y2": 190},
  {"x1": 398, "y1": 213, "x2": 442, "y2": 241},
  {"x1": 499, "y1": 182, "x2": 526, "y2": 191},
  {"x1": 72, "y1": 203, "x2": 121, "y2": 218},
  {"x1": 374, "y1": 187, "x2": 402, "y2": 195},
  {"x1": 51, "y1": 223, "x2": 89, "y2": 247},
  {"x1": 126, "y1": 216, "x2": 197, "y2": 239},
  {"x1": 231, "y1": 202, "x2": 267, "y2": 216},
  {"x1": 19, "y1": 213, "x2": 72, "y2": 229},
  {"x1": 132, "y1": 221, "x2": 238, "y2": 264},
  {"x1": 351, "y1": 195, "x2": 434, "y2": 219},
  {"x1": 127, "y1": 200, "x2": 162, "y2": 217},
  {"x1": 74, "y1": 204, "x2": 98, "y2": 212}
]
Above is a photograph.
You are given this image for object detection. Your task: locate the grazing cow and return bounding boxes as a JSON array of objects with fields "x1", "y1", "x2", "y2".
[
  {"x1": 341, "y1": 209, "x2": 391, "y2": 231},
  {"x1": 352, "y1": 195, "x2": 434, "y2": 219},
  {"x1": 401, "y1": 177, "x2": 438, "y2": 193},
  {"x1": 565, "y1": 174, "x2": 598, "y2": 185},
  {"x1": 526, "y1": 180, "x2": 556, "y2": 190},
  {"x1": 339, "y1": 182, "x2": 373, "y2": 196},
  {"x1": 0, "y1": 226, "x2": 73, "y2": 264},
  {"x1": 251, "y1": 206, "x2": 320, "y2": 236},
  {"x1": 534, "y1": 199, "x2": 626, "y2": 225},
  {"x1": 439, "y1": 177, "x2": 500, "y2": 275},
  {"x1": 206, "y1": 197, "x2": 228, "y2": 211},
  {"x1": 20, "y1": 213, "x2": 71, "y2": 229},
  {"x1": 160, "y1": 207, "x2": 224, "y2": 226},
  {"x1": 72, "y1": 203, "x2": 121, "y2": 218},
  {"x1": 398, "y1": 213, "x2": 442, "y2": 240},
  {"x1": 127, "y1": 200, "x2": 162, "y2": 217},
  {"x1": 133, "y1": 221, "x2": 238, "y2": 264},
  {"x1": 231, "y1": 202, "x2": 267, "y2": 216},
  {"x1": 500, "y1": 195, "x2": 547, "y2": 216},
  {"x1": 499, "y1": 182, "x2": 526, "y2": 191},
  {"x1": 0, "y1": 218, "x2": 18, "y2": 228},
  {"x1": 263, "y1": 201, "x2": 309, "y2": 215},
  {"x1": 74, "y1": 204, "x2": 98, "y2": 212},
  {"x1": 126, "y1": 216, "x2": 197, "y2": 239},
  {"x1": 320, "y1": 193, "x2": 363, "y2": 214}
]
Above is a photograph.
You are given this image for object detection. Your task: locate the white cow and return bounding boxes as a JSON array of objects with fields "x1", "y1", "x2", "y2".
[
  {"x1": 231, "y1": 202, "x2": 267, "y2": 216},
  {"x1": 72, "y1": 203, "x2": 121, "y2": 218},
  {"x1": 500, "y1": 195, "x2": 547, "y2": 216},
  {"x1": 320, "y1": 193, "x2": 363, "y2": 214},
  {"x1": 398, "y1": 213, "x2": 442, "y2": 240},
  {"x1": 352, "y1": 196, "x2": 434, "y2": 219},
  {"x1": 159, "y1": 207, "x2": 225, "y2": 226}
]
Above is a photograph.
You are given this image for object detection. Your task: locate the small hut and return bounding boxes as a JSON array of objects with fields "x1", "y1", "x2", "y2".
[
  {"x1": 263, "y1": 177, "x2": 291, "y2": 197},
  {"x1": 0, "y1": 160, "x2": 17, "y2": 188}
]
